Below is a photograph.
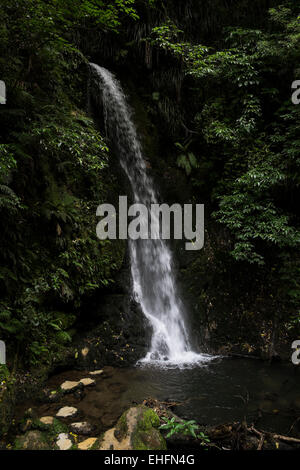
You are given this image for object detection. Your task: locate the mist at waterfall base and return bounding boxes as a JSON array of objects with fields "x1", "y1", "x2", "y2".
[{"x1": 90, "y1": 63, "x2": 214, "y2": 368}]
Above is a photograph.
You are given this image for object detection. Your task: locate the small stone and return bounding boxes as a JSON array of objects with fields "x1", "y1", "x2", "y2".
[
  {"x1": 40, "y1": 416, "x2": 54, "y2": 425},
  {"x1": 81, "y1": 347, "x2": 89, "y2": 357},
  {"x1": 60, "y1": 381, "x2": 80, "y2": 393},
  {"x1": 70, "y1": 422, "x2": 93, "y2": 436},
  {"x1": 56, "y1": 406, "x2": 78, "y2": 418},
  {"x1": 78, "y1": 438, "x2": 97, "y2": 450},
  {"x1": 89, "y1": 370, "x2": 103, "y2": 376},
  {"x1": 56, "y1": 433, "x2": 73, "y2": 450},
  {"x1": 79, "y1": 378, "x2": 96, "y2": 387}
]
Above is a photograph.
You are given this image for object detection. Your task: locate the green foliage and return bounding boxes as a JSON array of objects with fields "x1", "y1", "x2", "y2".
[
  {"x1": 149, "y1": 20, "x2": 208, "y2": 61},
  {"x1": 0, "y1": 184, "x2": 21, "y2": 213},
  {"x1": 0, "y1": 0, "x2": 299, "y2": 364},
  {"x1": 175, "y1": 140, "x2": 197, "y2": 176},
  {"x1": 214, "y1": 145, "x2": 300, "y2": 265},
  {"x1": 0, "y1": 0, "x2": 128, "y2": 367},
  {"x1": 0, "y1": 145, "x2": 17, "y2": 182},
  {"x1": 0, "y1": 365, "x2": 10, "y2": 385},
  {"x1": 147, "y1": 4, "x2": 300, "y2": 326},
  {"x1": 159, "y1": 417, "x2": 210, "y2": 446},
  {"x1": 63, "y1": 0, "x2": 139, "y2": 31}
]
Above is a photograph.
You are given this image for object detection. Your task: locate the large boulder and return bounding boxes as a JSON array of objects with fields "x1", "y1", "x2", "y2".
[{"x1": 97, "y1": 405, "x2": 166, "y2": 450}]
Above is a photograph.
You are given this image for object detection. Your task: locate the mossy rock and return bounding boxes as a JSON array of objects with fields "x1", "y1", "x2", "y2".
[
  {"x1": 131, "y1": 406, "x2": 165, "y2": 450},
  {"x1": 99, "y1": 405, "x2": 166, "y2": 450},
  {"x1": 14, "y1": 430, "x2": 51, "y2": 450},
  {"x1": 131, "y1": 425, "x2": 166, "y2": 451}
]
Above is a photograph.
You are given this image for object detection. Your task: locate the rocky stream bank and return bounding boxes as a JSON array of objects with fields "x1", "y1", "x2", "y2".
[{"x1": 1, "y1": 364, "x2": 300, "y2": 452}]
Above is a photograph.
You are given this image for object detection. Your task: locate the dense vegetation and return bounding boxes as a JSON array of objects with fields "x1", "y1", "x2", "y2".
[
  {"x1": 0, "y1": 0, "x2": 134, "y2": 369},
  {"x1": 0, "y1": 0, "x2": 300, "y2": 378},
  {"x1": 144, "y1": 2, "x2": 300, "y2": 353}
]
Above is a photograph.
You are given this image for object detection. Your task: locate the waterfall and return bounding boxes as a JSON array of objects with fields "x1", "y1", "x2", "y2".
[{"x1": 90, "y1": 64, "x2": 212, "y2": 367}]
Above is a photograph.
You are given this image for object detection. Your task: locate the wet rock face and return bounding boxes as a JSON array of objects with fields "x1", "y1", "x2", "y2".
[
  {"x1": 97, "y1": 405, "x2": 166, "y2": 451},
  {"x1": 71, "y1": 262, "x2": 149, "y2": 369},
  {"x1": 69, "y1": 300, "x2": 148, "y2": 369}
]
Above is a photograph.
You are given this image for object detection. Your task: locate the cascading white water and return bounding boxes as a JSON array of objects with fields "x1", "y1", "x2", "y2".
[{"x1": 90, "y1": 64, "x2": 212, "y2": 367}]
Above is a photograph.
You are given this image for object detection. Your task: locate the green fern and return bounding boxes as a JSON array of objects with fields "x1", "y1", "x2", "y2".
[
  {"x1": 0, "y1": 185, "x2": 21, "y2": 212},
  {"x1": 175, "y1": 141, "x2": 198, "y2": 175}
]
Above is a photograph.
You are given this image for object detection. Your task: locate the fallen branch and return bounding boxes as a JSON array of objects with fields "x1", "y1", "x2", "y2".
[
  {"x1": 248, "y1": 426, "x2": 265, "y2": 450},
  {"x1": 273, "y1": 434, "x2": 300, "y2": 444},
  {"x1": 248, "y1": 425, "x2": 300, "y2": 447}
]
